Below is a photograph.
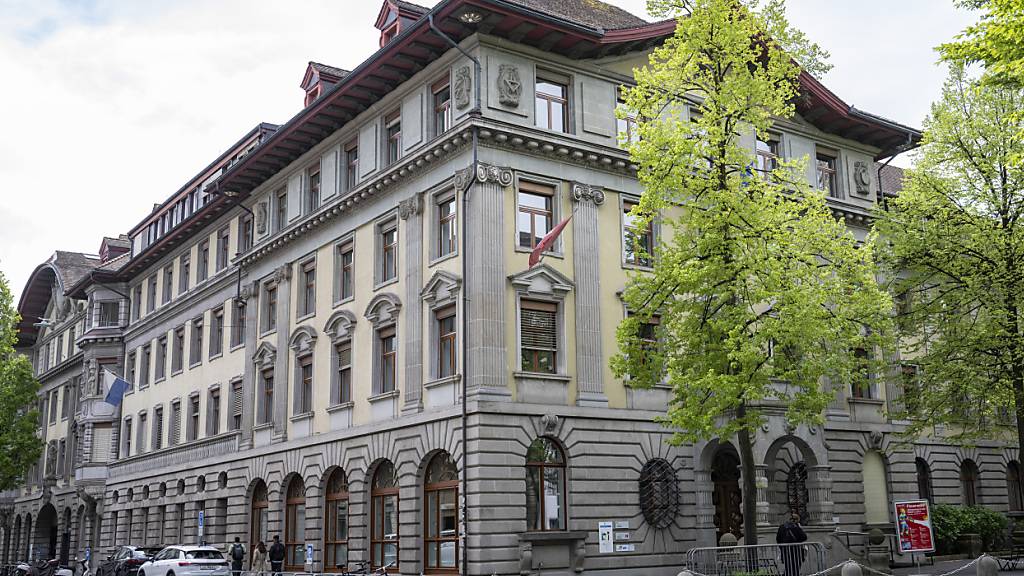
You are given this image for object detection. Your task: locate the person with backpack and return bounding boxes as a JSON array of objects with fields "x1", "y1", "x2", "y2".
[
  {"x1": 227, "y1": 537, "x2": 246, "y2": 576},
  {"x1": 268, "y1": 535, "x2": 285, "y2": 576}
]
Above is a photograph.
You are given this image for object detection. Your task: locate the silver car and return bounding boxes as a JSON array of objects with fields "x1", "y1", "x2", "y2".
[{"x1": 139, "y1": 547, "x2": 229, "y2": 576}]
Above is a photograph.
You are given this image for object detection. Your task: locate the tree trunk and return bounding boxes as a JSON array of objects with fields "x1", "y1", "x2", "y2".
[{"x1": 737, "y1": 402, "x2": 759, "y2": 547}]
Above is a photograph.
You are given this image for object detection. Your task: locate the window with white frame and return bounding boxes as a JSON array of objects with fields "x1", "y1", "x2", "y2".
[
  {"x1": 384, "y1": 110, "x2": 401, "y2": 165},
  {"x1": 190, "y1": 315, "x2": 204, "y2": 366},
  {"x1": 163, "y1": 265, "x2": 174, "y2": 304},
  {"x1": 535, "y1": 73, "x2": 569, "y2": 133},
  {"x1": 517, "y1": 181, "x2": 555, "y2": 250},
  {"x1": 816, "y1": 147, "x2": 840, "y2": 198},
  {"x1": 622, "y1": 197, "x2": 654, "y2": 267},
  {"x1": 231, "y1": 301, "x2": 246, "y2": 348},
  {"x1": 146, "y1": 275, "x2": 157, "y2": 313},
  {"x1": 186, "y1": 393, "x2": 200, "y2": 441},
  {"x1": 520, "y1": 300, "x2": 558, "y2": 374},
  {"x1": 139, "y1": 344, "x2": 151, "y2": 388},
  {"x1": 344, "y1": 140, "x2": 359, "y2": 191},
  {"x1": 210, "y1": 306, "x2": 224, "y2": 358},
  {"x1": 259, "y1": 368, "x2": 274, "y2": 425},
  {"x1": 436, "y1": 306, "x2": 457, "y2": 379},
  {"x1": 378, "y1": 220, "x2": 398, "y2": 285},
  {"x1": 262, "y1": 281, "x2": 278, "y2": 333},
  {"x1": 207, "y1": 387, "x2": 221, "y2": 436},
  {"x1": 155, "y1": 335, "x2": 167, "y2": 381},
  {"x1": 299, "y1": 259, "x2": 316, "y2": 318},
  {"x1": 198, "y1": 239, "x2": 210, "y2": 282},
  {"x1": 432, "y1": 77, "x2": 451, "y2": 137},
  {"x1": 179, "y1": 253, "x2": 190, "y2": 294},
  {"x1": 335, "y1": 240, "x2": 355, "y2": 303},
  {"x1": 216, "y1": 226, "x2": 230, "y2": 272},
  {"x1": 436, "y1": 193, "x2": 457, "y2": 259},
  {"x1": 335, "y1": 341, "x2": 352, "y2": 405},
  {"x1": 306, "y1": 162, "x2": 321, "y2": 214},
  {"x1": 172, "y1": 325, "x2": 185, "y2": 373},
  {"x1": 296, "y1": 354, "x2": 313, "y2": 414},
  {"x1": 275, "y1": 188, "x2": 288, "y2": 232}
]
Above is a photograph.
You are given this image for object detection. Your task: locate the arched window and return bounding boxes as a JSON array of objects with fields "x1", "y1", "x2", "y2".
[
  {"x1": 961, "y1": 459, "x2": 980, "y2": 506},
  {"x1": 639, "y1": 458, "x2": 679, "y2": 529},
  {"x1": 250, "y1": 480, "x2": 269, "y2": 549},
  {"x1": 1009, "y1": 461, "x2": 1024, "y2": 512},
  {"x1": 424, "y1": 452, "x2": 459, "y2": 572},
  {"x1": 526, "y1": 437, "x2": 566, "y2": 531},
  {"x1": 915, "y1": 458, "x2": 933, "y2": 503},
  {"x1": 786, "y1": 462, "x2": 809, "y2": 524},
  {"x1": 371, "y1": 461, "x2": 399, "y2": 570},
  {"x1": 324, "y1": 469, "x2": 349, "y2": 572},
  {"x1": 284, "y1": 477, "x2": 306, "y2": 570}
]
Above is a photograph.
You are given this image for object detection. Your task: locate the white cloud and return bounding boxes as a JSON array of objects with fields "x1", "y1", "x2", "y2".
[{"x1": 0, "y1": 0, "x2": 977, "y2": 302}]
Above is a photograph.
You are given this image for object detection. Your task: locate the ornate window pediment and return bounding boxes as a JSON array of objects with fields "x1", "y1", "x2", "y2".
[
  {"x1": 509, "y1": 264, "x2": 573, "y2": 299},
  {"x1": 364, "y1": 293, "x2": 402, "y2": 327},
  {"x1": 421, "y1": 270, "x2": 462, "y2": 308},
  {"x1": 253, "y1": 342, "x2": 277, "y2": 371},
  {"x1": 323, "y1": 310, "x2": 358, "y2": 342},
  {"x1": 289, "y1": 325, "x2": 318, "y2": 355}
]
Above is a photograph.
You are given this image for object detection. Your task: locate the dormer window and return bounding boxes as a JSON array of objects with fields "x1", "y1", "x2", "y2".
[{"x1": 374, "y1": 0, "x2": 425, "y2": 48}]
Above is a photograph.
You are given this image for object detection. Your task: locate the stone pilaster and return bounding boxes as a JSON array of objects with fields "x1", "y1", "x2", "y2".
[
  {"x1": 272, "y1": 264, "x2": 292, "y2": 443},
  {"x1": 457, "y1": 163, "x2": 512, "y2": 401},
  {"x1": 693, "y1": 469, "x2": 718, "y2": 546},
  {"x1": 400, "y1": 194, "x2": 424, "y2": 415},
  {"x1": 240, "y1": 283, "x2": 258, "y2": 450},
  {"x1": 570, "y1": 182, "x2": 607, "y2": 407},
  {"x1": 808, "y1": 464, "x2": 834, "y2": 526},
  {"x1": 755, "y1": 464, "x2": 771, "y2": 528}
]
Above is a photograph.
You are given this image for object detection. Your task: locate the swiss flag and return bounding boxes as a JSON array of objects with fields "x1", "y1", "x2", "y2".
[{"x1": 529, "y1": 213, "x2": 573, "y2": 268}]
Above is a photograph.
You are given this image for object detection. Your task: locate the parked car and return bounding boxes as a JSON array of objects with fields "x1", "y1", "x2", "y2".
[
  {"x1": 138, "y1": 547, "x2": 228, "y2": 576},
  {"x1": 97, "y1": 547, "x2": 164, "y2": 576}
]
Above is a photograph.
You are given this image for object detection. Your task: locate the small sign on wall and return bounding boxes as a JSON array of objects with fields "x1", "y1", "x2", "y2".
[
  {"x1": 598, "y1": 521, "x2": 614, "y2": 554},
  {"x1": 615, "y1": 532, "x2": 630, "y2": 541},
  {"x1": 616, "y1": 544, "x2": 635, "y2": 553}
]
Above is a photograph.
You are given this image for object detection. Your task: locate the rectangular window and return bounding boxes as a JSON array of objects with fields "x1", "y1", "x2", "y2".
[
  {"x1": 622, "y1": 199, "x2": 654, "y2": 267},
  {"x1": 379, "y1": 327, "x2": 397, "y2": 394},
  {"x1": 437, "y1": 195, "x2": 456, "y2": 258},
  {"x1": 136, "y1": 412, "x2": 147, "y2": 453},
  {"x1": 535, "y1": 75, "x2": 569, "y2": 132},
  {"x1": 816, "y1": 148, "x2": 840, "y2": 198},
  {"x1": 230, "y1": 380, "x2": 243, "y2": 431},
  {"x1": 345, "y1": 140, "x2": 359, "y2": 191},
  {"x1": 179, "y1": 254, "x2": 190, "y2": 294},
  {"x1": 152, "y1": 406, "x2": 163, "y2": 450},
  {"x1": 300, "y1": 260, "x2": 316, "y2": 317},
  {"x1": 169, "y1": 400, "x2": 181, "y2": 446},
  {"x1": 55, "y1": 336, "x2": 63, "y2": 364},
  {"x1": 433, "y1": 77, "x2": 451, "y2": 136},
  {"x1": 259, "y1": 369, "x2": 274, "y2": 425},
  {"x1": 207, "y1": 388, "x2": 221, "y2": 436},
  {"x1": 755, "y1": 134, "x2": 780, "y2": 176},
  {"x1": 172, "y1": 326, "x2": 185, "y2": 373},
  {"x1": 298, "y1": 355, "x2": 313, "y2": 414},
  {"x1": 437, "y1": 306, "x2": 457, "y2": 378},
  {"x1": 239, "y1": 214, "x2": 253, "y2": 253},
  {"x1": 210, "y1": 307, "x2": 224, "y2": 357},
  {"x1": 336, "y1": 241, "x2": 354, "y2": 302},
  {"x1": 57, "y1": 438, "x2": 66, "y2": 477},
  {"x1": 852, "y1": 348, "x2": 874, "y2": 399},
  {"x1": 216, "y1": 227, "x2": 230, "y2": 271},
  {"x1": 517, "y1": 182, "x2": 554, "y2": 250},
  {"x1": 49, "y1": 389, "x2": 58, "y2": 423},
  {"x1": 380, "y1": 222, "x2": 398, "y2": 283},
  {"x1": 190, "y1": 316, "x2": 204, "y2": 366},
  {"x1": 155, "y1": 336, "x2": 167, "y2": 381},
  {"x1": 140, "y1": 344, "x2": 151, "y2": 387},
  {"x1": 163, "y1": 265, "x2": 174, "y2": 304},
  {"x1": 122, "y1": 417, "x2": 132, "y2": 457},
  {"x1": 146, "y1": 275, "x2": 157, "y2": 313},
  {"x1": 231, "y1": 302, "x2": 246, "y2": 348},
  {"x1": 306, "y1": 163, "x2": 321, "y2": 213},
  {"x1": 262, "y1": 282, "x2": 278, "y2": 333},
  {"x1": 132, "y1": 285, "x2": 142, "y2": 321},
  {"x1": 187, "y1": 394, "x2": 200, "y2": 441},
  {"x1": 385, "y1": 110, "x2": 401, "y2": 165},
  {"x1": 60, "y1": 386, "x2": 70, "y2": 419},
  {"x1": 275, "y1": 188, "x2": 288, "y2": 232},
  {"x1": 616, "y1": 98, "x2": 638, "y2": 146},
  {"x1": 99, "y1": 301, "x2": 120, "y2": 327},
  {"x1": 336, "y1": 341, "x2": 352, "y2": 405},
  {"x1": 198, "y1": 239, "x2": 210, "y2": 282},
  {"x1": 520, "y1": 300, "x2": 557, "y2": 374}
]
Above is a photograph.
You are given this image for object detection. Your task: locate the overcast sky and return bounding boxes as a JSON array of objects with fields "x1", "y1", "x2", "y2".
[{"x1": 0, "y1": 0, "x2": 976, "y2": 302}]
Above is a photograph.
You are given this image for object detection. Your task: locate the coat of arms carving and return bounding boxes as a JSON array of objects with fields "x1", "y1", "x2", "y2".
[{"x1": 497, "y1": 64, "x2": 522, "y2": 108}]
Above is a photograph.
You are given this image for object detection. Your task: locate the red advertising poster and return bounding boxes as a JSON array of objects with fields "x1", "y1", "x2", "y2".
[{"x1": 894, "y1": 500, "x2": 935, "y2": 553}]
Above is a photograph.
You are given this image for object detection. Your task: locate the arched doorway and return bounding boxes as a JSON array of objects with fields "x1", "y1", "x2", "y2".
[
  {"x1": 36, "y1": 504, "x2": 57, "y2": 560},
  {"x1": 711, "y1": 447, "x2": 743, "y2": 541},
  {"x1": 249, "y1": 480, "x2": 268, "y2": 549}
]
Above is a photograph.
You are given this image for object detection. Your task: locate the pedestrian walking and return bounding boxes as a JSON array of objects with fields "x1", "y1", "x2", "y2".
[
  {"x1": 228, "y1": 537, "x2": 246, "y2": 576},
  {"x1": 250, "y1": 542, "x2": 267, "y2": 575},
  {"x1": 268, "y1": 536, "x2": 285, "y2": 576},
  {"x1": 777, "y1": 509, "x2": 808, "y2": 576}
]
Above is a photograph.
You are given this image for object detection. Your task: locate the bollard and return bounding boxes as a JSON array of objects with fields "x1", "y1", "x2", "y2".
[
  {"x1": 977, "y1": 555, "x2": 999, "y2": 576},
  {"x1": 841, "y1": 560, "x2": 863, "y2": 576}
]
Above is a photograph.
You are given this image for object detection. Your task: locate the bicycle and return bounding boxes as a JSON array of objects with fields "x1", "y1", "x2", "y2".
[{"x1": 338, "y1": 560, "x2": 395, "y2": 575}]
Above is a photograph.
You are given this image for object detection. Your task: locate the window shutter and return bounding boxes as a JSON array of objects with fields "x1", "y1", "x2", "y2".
[
  {"x1": 169, "y1": 403, "x2": 180, "y2": 446},
  {"x1": 231, "y1": 381, "x2": 243, "y2": 426},
  {"x1": 521, "y1": 303, "x2": 557, "y2": 350},
  {"x1": 153, "y1": 410, "x2": 163, "y2": 450}
]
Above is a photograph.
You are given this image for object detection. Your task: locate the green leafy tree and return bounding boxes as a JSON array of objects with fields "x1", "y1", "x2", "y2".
[
  {"x1": 615, "y1": 0, "x2": 892, "y2": 544},
  {"x1": 0, "y1": 268, "x2": 42, "y2": 490},
  {"x1": 940, "y1": 0, "x2": 1024, "y2": 87},
  {"x1": 875, "y1": 65, "x2": 1024, "y2": 450}
]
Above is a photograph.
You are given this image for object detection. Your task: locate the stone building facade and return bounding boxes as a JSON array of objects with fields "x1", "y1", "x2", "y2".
[{"x1": 3, "y1": 1, "x2": 1019, "y2": 575}]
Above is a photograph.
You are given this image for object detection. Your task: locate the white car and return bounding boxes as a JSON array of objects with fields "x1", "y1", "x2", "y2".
[{"x1": 139, "y1": 546, "x2": 229, "y2": 576}]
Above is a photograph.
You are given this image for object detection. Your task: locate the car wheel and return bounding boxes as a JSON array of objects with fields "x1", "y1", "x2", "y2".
[{"x1": 166, "y1": 571, "x2": 174, "y2": 576}]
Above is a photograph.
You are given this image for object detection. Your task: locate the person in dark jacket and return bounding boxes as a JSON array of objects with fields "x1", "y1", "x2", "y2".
[
  {"x1": 777, "y1": 510, "x2": 808, "y2": 576},
  {"x1": 268, "y1": 535, "x2": 285, "y2": 576},
  {"x1": 227, "y1": 537, "x2": 246, "y2": 576}
]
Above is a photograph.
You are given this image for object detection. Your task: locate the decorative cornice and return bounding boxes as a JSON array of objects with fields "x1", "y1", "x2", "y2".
[{"x1": 122, "y1": 271, "x2": 236, "y2": 341}]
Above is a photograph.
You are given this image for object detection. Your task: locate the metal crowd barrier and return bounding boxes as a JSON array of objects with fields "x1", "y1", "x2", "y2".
[{"x1": 686, "y1": 542, "x2": 828, "y2": 576}]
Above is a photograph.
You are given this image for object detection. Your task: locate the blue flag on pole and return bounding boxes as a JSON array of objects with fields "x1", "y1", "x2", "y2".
[{"x1": 102, "y1": 369, "x2": 131, "y2": 406}]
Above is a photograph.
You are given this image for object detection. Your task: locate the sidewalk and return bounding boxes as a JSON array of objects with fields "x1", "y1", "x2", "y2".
[{"x1": 890, "y1": 558, "x2": 1023, "y2": 576}]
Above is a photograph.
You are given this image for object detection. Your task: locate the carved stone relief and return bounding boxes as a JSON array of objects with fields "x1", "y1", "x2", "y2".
[
  {"x1": 571, "y1": 182, "x2": 605, "y2": 206},
  {"x1": 497, "y1": 64, "x2": 522, "y2": 108},
  {"x1": 854, "y1": 161, "x2": 872, "y2": 195},
  {"x1": 255, "y1": 201, "x2": 268, "y2": 234},
  {"x1": 454, "y1": 65, "x2": 472, "y2": 110},
  {"x1": 454, "y1": 163, "x2": 513, "y2": 192},
  {"x1": 398, "y1": 194, "x2": 423, "y2": 220}
]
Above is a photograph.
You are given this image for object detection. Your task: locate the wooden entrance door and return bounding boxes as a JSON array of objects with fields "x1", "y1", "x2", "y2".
[{"x1": 711, "y1": 450, "x2": 743, "y2": 542}]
